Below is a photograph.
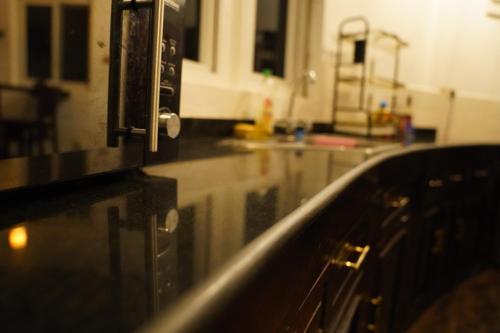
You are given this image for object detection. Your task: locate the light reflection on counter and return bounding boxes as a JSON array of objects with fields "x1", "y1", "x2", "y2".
[{"x1": 8, "y1": 226, "x2": 28, "y2": 250}]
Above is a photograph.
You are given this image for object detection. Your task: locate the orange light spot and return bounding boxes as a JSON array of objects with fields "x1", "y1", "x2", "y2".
[{"x1": 8, "y1": 226, "x2": 28, "y2": 250}]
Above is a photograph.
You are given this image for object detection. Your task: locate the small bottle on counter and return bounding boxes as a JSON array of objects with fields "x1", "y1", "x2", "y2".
[
  {"x1": 374, "y1": 100, "x2": 390, "y2": 124},
  {"x1": 257, "y1": 69, "x2": 275, "y2": 135},
  {"x1": 399, "y1": 96, "x2": 415, "y2": 146}
]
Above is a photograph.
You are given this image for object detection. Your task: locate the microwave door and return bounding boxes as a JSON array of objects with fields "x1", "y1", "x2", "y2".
[
  {"x1": 0, "y1": 0, "x2": 147, "y2": 191},
  {"x1": 108, "y1": 0, "x2": 185, "y2": 166}
]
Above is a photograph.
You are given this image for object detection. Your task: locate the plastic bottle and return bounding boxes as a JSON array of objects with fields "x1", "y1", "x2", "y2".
[
  {"x1": 374, "y1": 100, "x2": 389, "y2": 124},
  {"x1": 257, "y1": 69, "x2": 275, "y2": 135},
  {"x1": 402, "y1": 96, "x2": 415, "y2": 146}
]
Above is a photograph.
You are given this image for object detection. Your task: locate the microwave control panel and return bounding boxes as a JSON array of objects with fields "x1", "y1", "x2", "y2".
[{"x1": 159, "y1": 0, "x2": 184, "y2": 122}]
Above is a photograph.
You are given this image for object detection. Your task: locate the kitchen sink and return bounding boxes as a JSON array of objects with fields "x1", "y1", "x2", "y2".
[{"x1": 219, "y1": 135, "x2": 402, "y2": 155}]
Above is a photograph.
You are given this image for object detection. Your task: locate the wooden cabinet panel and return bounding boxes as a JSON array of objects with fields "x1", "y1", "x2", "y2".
[
  {"x1": 372, "y1": 229, "x2": 407, "y2": 333},
  {"x1": 305, "y1": 302, "x2": 323, "y2": 333},
  {"x1": 287, "y1": 271, "x2": 325, "y2": 333},
  {"x1": 198, "y1": 147, "x2": 500, "y2": 333}
]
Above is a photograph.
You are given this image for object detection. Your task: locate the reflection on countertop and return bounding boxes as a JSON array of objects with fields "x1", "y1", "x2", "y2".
[
  {"x1": 0, "y1": 143, "x2": 369, "y2": 332},
  {"x1": 145, "y1": 147, "x2": 368, "y2": 274}
]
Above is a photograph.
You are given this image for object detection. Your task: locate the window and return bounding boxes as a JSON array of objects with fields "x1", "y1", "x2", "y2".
[
  {"x1": 25, "y1": 2, "x2": 90, "y2": 82},
  {"x1": 184, "y1": 0, "x2": 201, "y2": 61},
  {"x1": 60, "y1": 5, "x2": 89, "y2": 81},
  {"x1": 27, "y1": 6, "x2": 52, "y2": 79},
  {"x1": 254, "y1": 0, "x2": 288, "y2": 77},
  {"x1": 182, "y1": 0, "x2": 218, "y2": 74}
]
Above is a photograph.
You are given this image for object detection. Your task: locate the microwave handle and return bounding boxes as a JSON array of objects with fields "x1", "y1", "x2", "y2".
[{"x1": 149, "y1": 0, "x2": 165, "y2": 152}]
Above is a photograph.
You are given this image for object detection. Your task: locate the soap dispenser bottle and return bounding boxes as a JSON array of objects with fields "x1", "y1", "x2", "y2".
[{"x1": 257, "y1": 69, "x2": 275, "y2": 135}]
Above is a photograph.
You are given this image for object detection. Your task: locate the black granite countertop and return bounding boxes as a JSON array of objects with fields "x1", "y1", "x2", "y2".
[{"x1": 0, "y1": 139, "x2": 375, "y2": 333}]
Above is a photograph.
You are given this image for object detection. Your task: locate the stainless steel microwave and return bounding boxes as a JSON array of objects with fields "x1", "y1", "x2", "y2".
[{"x1": 0, "y1": 0, "x2": 185, "y2": 191}]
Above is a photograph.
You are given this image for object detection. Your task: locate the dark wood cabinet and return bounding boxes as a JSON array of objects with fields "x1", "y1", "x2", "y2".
[
  {"x1": 288, "y1": 268, "x2": 326, "y2": 333},
  {"x1": 196, "y1": 147, "x2": 500, "y2": 333},
  {"x1": 327, "y1": 149, "x2": 496, "y2": 333},
  {"x1": 370, "y1": 228, "x2": 407, "y2": 333}
]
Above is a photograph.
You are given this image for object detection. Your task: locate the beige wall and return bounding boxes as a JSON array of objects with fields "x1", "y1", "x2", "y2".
[
  {"x1": 0, "y1": 0, "x2": 21, "y2": 83},
  {"x1": 321, "y1": 0, "x2": 500, "y2": 143},
  {"x1": 0, "y1": 0, "x2": 10, "y2": 82}
]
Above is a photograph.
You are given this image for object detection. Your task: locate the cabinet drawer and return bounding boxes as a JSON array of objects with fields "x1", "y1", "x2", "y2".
[
  {"x1": 324, "y1": 222, "x2": 370, "y2": 332},
  {"x1": 286, "y1": 269, "x2": 326, "y2": 333},
  {"x1": 325, "y1": 268, "x2": 365, "y2": 333}
]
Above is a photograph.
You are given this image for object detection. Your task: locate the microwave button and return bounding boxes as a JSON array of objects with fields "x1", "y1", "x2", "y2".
[
  {"x1": 168, "y1": 66, "x2": 176, "y2": 78},
  {"x1": 160, "y1": 86, "x2": 175, "y2": 96}
]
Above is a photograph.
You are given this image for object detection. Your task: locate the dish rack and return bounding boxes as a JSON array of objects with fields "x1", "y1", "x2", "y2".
[{"x1": 332, "y1": 17, "x2": 409, "y2": 137}]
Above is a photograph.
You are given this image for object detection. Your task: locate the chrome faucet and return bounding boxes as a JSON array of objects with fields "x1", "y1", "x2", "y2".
[{"x1": 278, "y1": 70, "x2": 318, "y2": 134}]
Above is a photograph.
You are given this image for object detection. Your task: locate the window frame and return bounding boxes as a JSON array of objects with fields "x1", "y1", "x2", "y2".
[
  {"x1": 19, "y1": 0, "x2": 90, "y2": 86},
  {"x1": 59, "y1": 4, "x2": 90, "y2": 82},
  {"x1": 253, "y1": 0, "x2": 289, "y2": 78},
  {"x1": 179, "y1": 0, "x2": 318, "y2": 119},
  {"x1": 25, "y1": 5, "x2": 53, "y2": 79},
  {"x1": 238, "y1": 0, "x2": 312, "y2": 90},
  {"x1": 182, "y1": 0, "x2": 218, "y2": 74},
  {"x1": 182, "y1": 0, "x2": 312, "y2": 88}
]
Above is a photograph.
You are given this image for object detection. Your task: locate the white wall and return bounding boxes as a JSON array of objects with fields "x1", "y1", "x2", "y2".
[
  {"x1": 320, "y1": 0, "x2": 500, "y2": 142},
  {"x1": 0, "y1": 0, "x2": 21, "y2": 84},
  {"x1": 321, "y1": 0, "x2": 500, "y2": 95},
  {"x1": 0, "y1": 0, "x2": 10, "y2": 82}
]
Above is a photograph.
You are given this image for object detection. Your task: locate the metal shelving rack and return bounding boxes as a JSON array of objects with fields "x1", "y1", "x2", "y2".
[{"x1": 332, "y1": 17, "x2": 409, "y2": 137}]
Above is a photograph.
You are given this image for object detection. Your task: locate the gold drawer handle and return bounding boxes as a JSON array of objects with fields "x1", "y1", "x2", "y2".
[
  {"x1": 449, "y1": 174, "x2": 464, "y2": 183},
  {"x1": 370, "y1": 296, "x2": 383, "y2": 306},
  {"x1": 388, "y1": 196, "x2": 410, "y2": 208},
  {"x1": 428, "y1": 179, "x2": 444, "y2": 188},
  {"x1": 475, "y1": 169, "x2": 489, "y2": 178},
  {"x1": 332, "y1": 244, "x2": 370, "y2": 270}
]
